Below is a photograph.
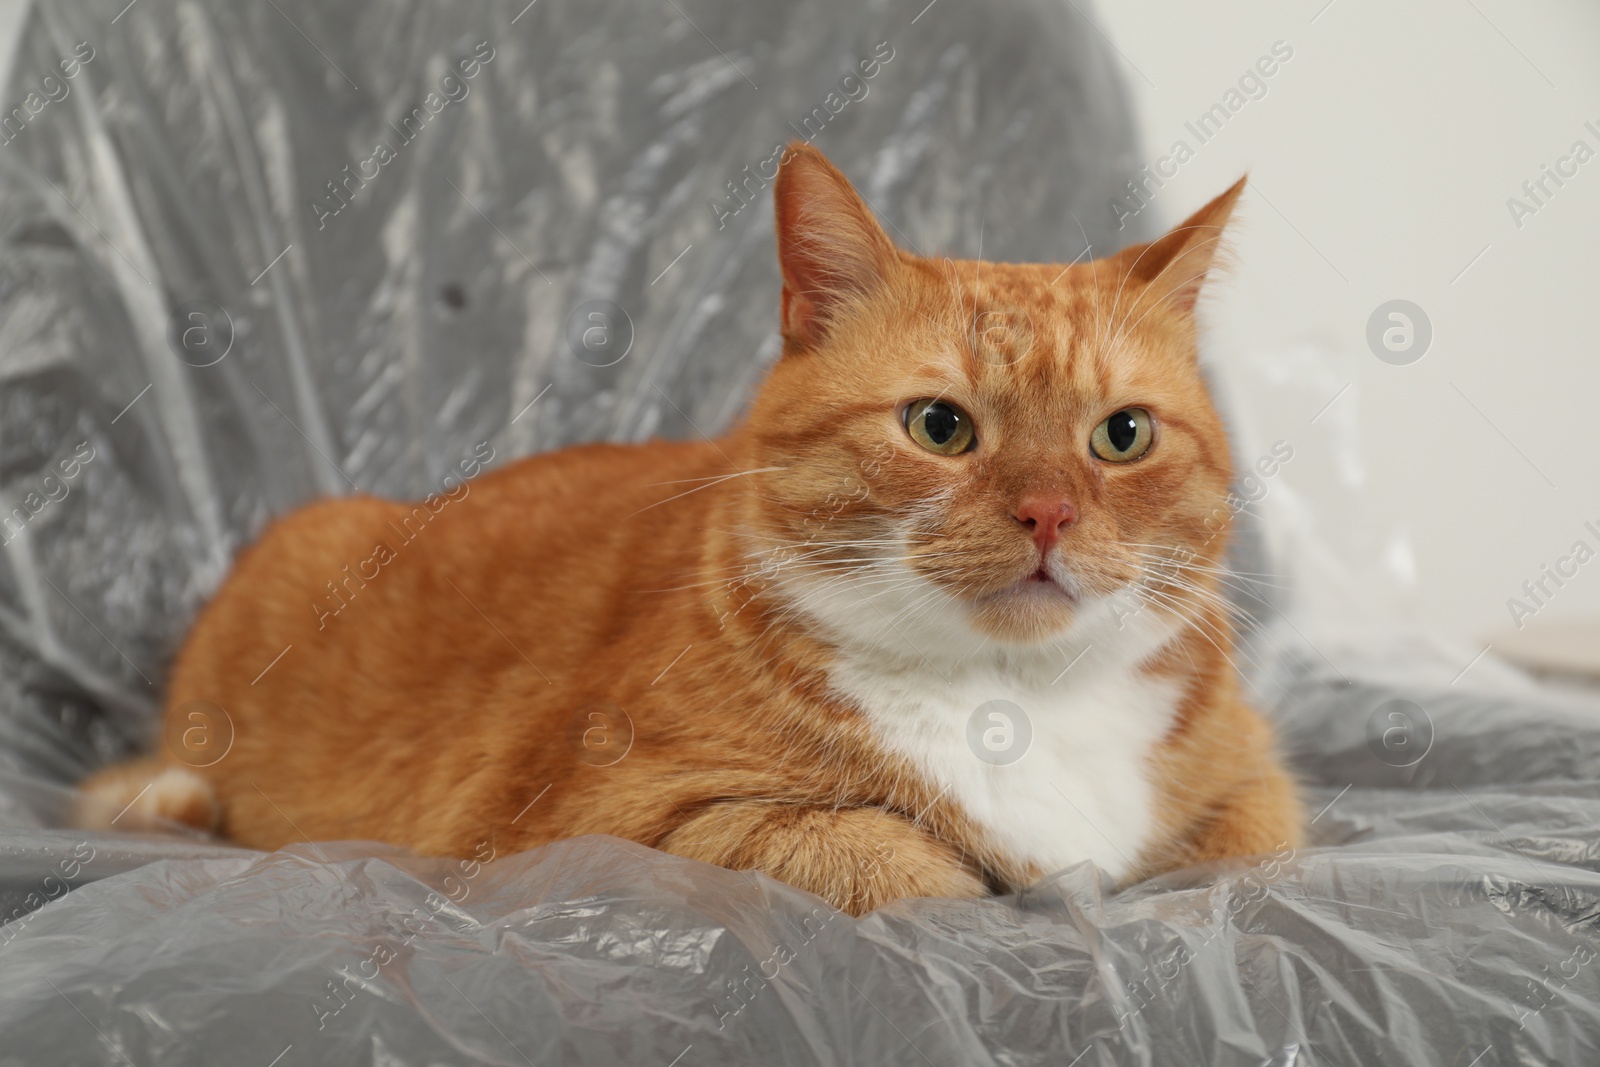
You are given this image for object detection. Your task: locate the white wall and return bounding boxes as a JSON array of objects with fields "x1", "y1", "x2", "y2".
[{"x1": 1091, "y1": 0, "x2": 1600, "y2": 647}]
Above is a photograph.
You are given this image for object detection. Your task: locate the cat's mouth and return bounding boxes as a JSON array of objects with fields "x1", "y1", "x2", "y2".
[
  {"x1": 1010, "y1": 564, "x2": 1077, "y2": 600},
  {"x1": 960, "y1": 560, "x2": 1083, "y2": 643}
]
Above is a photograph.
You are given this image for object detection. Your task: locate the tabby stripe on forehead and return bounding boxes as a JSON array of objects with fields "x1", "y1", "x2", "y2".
[
  {"x1": 756, "y1": 402, "x2": 888, "y2": 455},
  {"x1": 1151, "y1": 411, "x2": 1230, "y2": 478}
]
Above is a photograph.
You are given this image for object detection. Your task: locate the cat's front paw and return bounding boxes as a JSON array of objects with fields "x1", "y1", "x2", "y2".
[
  {"x1": 832, "y1": 841, "x2": 989, "y2": 915},
  {"x1": 661, "y1": 800, "x2": 988, "y2": 916}
]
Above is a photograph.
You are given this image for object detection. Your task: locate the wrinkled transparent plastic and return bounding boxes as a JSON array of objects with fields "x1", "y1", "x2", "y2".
[{"x1": 1, "y1": 0, "x2": 1597, "y2": 1063}]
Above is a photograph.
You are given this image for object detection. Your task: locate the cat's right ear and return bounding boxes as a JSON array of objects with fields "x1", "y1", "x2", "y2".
[{"x1": 773, "y1": 143, "x2": 897, "y2": 349}]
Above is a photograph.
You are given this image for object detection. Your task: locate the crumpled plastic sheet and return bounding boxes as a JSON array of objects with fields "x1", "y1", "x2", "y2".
[
  {"x1": 3, "y1": 0, "x2": 1600, "y2": 1063},
  {"x1": 6, "y1": 652, "x2": 1600, "y2": 1066}
]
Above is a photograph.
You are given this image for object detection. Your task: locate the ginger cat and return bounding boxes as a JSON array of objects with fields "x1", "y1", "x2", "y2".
[{"x1": 79, "y1": 144, "x2": 1302, "y2": 915}]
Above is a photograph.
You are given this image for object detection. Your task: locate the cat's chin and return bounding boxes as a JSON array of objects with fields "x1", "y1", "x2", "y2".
[{"x1": 966, "y1": 575, "x2": 1081, "y2": 644}]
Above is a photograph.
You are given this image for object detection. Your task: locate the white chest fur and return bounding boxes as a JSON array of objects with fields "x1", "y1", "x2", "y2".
[
  {"x1": 824, "y1": 637, "x2": 1183, "y2": 884},
  {"x1": 777, "y1": 552, "x2": 1187, "y2": 884}
]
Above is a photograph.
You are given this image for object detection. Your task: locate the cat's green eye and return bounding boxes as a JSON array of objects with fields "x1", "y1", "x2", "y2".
[
  {"x1": 1090, "y1": 407, "x2": 1153, "y2": 463},
  {"x1": 904, "y1": 399, "x2": 976, "y2": 456}
]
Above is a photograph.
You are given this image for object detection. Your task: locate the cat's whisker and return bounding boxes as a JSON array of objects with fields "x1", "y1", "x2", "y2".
[
  {"x1": 1118, "y1": 546, "x2": 1285, "y2": 582},
  {"x1": 1132, "y1": 569, "x2": 1262, "y2": 626},
  {"x1": 1125, "y1": 567, "x2": 1280, "y2": 612},
  {"x1": 941, "y1": 256, "x2": 968, "y2": 349},
  {"x1": 1118, "y1": 563, "x2": 1239, "y2": 619},
  {"x1": 641, "y1": 467, "x2": 788, "y2": 488},
  {"x1": 1122, "y1": 557, "x2": 1281, "y2": 615},
  {"x1": 628, "y1": 466, "x2": 790, "y2": 517},
  {"x1": 1129, "y1": 584, "x2": 1258, "y2": 679},
  {"x1": 1115, "y1": 543, "x2": 1288, "y2": 598}
]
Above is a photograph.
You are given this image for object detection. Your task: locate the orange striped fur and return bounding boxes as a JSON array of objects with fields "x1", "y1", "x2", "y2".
[{"x1": 78, "y1": 144, "x2": 1301, "y2": 914}]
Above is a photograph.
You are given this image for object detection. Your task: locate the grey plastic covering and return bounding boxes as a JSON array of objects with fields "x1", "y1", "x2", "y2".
[
  {"x1": 3, "y1": 0, "x2": 1599, "y2": 1064},
  {"x1": 7, "y1": 660, "x2": 1600, "y2": 1067}
]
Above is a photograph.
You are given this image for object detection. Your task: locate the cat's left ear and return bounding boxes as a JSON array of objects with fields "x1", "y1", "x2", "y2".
[
  {"x1": 1118, "y1": 176, "x2": 1247, "y2": 315},
  {"x1": 772, "y1": 142, "x2": 898, "y2": 349}
]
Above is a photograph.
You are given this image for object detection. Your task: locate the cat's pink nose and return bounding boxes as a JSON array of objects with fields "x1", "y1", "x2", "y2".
[{"x1": 1011, "y1": 496, "x2": 1077, "y2": 553}]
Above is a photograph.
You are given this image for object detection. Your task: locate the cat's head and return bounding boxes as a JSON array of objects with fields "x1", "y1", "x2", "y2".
[{"x1": 734, "y1": 144, "x2": 1243, "y2": 660}]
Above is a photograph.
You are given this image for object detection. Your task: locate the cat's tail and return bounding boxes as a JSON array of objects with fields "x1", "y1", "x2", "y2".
[{"x1": 71, "y1": 757, "x2": 222, "y2": 833}]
